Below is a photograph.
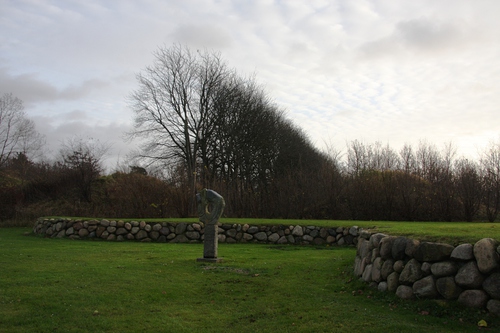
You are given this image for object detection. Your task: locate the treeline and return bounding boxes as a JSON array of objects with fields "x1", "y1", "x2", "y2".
[{"x1": 2, "y1": 137, "x2": 500, "y2": 225}]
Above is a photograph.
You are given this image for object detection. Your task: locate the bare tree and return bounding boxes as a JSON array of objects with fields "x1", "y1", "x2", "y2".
[
  {"x1": 0, "y1": 93, "x2": 45, "y2": 166},
  {"x1": 59, "y1": 137, "x2": 110, "y2": 202},
  {"x1": 128, "y1": 44, "x2": 232, "y2": 205},
  {"x1": 454, "y1": 158, "x2": 482, "y2": 222},
  {"x1": 480, "y1": 140, "x2": 500, "y2": 222}
]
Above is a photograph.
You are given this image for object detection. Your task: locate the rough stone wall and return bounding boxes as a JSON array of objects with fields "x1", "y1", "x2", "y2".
[
  {"x1": 355, "y1": 232, "x2": 500, "y2": 316},
  {"x1": 32, "y1": 218, "x2": 363, "y2": 246}
]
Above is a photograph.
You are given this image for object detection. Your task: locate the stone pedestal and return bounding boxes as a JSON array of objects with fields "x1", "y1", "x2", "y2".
[{"x1": 197, "y1": 223, "x2": 223, "y2": 263}]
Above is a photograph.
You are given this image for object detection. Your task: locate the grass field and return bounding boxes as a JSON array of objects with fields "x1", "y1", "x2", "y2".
[
  {"x1": 1, "y1": 227, "x2": 498, "y2": 332},
  {"x1": 44, "y1": 217, "x2": 500, "y2": 245}
]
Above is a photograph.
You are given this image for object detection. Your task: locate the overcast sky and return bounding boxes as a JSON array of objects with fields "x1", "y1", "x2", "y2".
[{"x1": 2, "y1": 0, "x2": 500, "y2": 170}]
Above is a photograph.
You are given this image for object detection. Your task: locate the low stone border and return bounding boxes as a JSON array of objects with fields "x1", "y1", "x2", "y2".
[
  {"x1": 32, "y1": 218, "x2": 363, "y2": 246},
  {"x1": 355, "y1": 232, "x2": 500, "y2": 316}
]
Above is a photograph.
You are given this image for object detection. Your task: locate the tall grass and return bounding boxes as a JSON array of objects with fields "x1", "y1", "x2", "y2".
[{"x1": 1, "y1": 228, "x2": 497, "y2": 332}]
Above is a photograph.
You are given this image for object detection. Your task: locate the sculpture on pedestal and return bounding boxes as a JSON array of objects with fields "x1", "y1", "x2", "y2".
[{"x1": 196, "y1": 189, "x2": 225, "y2": 262}]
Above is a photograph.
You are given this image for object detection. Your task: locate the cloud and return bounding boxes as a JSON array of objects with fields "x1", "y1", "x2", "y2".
[
  {"x1": 0, "y1": 67, "x2": 108, "y2": 105},
  {"x1": 32, "y1": 113, "x2": 135, "y2": 171},
  {"x1": 171, "y1": 24, "x2": 233, "y2": 49},
  {"x1": 2, "y1": 0, "x2": 500, "y2": 167}
]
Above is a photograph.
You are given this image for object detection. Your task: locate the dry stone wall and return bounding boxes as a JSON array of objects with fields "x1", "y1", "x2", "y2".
[
  {"x1": 32, "y1": 218, "x2": 363, "y2": 246},
  {"x1": 355, "y1": 232, "x2": 500, "y2": 316}
]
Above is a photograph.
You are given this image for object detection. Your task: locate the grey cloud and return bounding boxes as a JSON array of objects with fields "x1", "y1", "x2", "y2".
[
  {"x1": 171, "y1": 24, "x2": 232, "y2": 49},
  {"x1": 32, "y1": 115, "x2": 134, "y2": 171},
  {"x1": 0, "y1": 67, "x2": 109, "y2": 104},
  {"x1": 358, "y1": 17, "x2": 474, "y2": 60},
  {"x1": 396, "y1": 18, "x2": 469, "y2": 51}
]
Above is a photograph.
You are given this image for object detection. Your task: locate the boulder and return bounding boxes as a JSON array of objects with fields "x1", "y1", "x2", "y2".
[
  {"x1": 313, "y1": 238, "x2": 325, "y2": 245},
  {"x1": 362, "y1": 264, "x2": 373, "y2": 282},
  {"x1": 421, "y1": 262, "x2": 432, "y2": 276},
  {"x1": 450, "y1": 243, "x2": 473, "y2": 261},
  {"x1": 226, "y1": 229, "x2": 237, "y2": 238},
  {"x1": 243, "y1": 233, "x2": 253, "y2": 241},
  {"x1": 430, "y1": 261, "x2": 458, "y2": 277},
  {"x1": 185, "y1": 231, "x2": 200, "y2": 240},
  {"x1": 159, "y1": 227, "x2": 170, "y2": 236},
  {"x1": 303, "y1": 235, "x2": 314, "y2": 242},
  {"x1": 175, "y1": 223, "x2": 187, "y2": 234},
  {"x1": 482, "y1": 272, "x2": 500, "y2": 299},
  {"x1": 277, "y1": 236, "x2": 288, "y2": 244},
  {"x1": 455, "y1": 261, "x2": 484, "y2": 288},
  {"x1": 268, "y1": 233, "x2": 280, "y2": 243},
  {"x1": 405, "y1": 238, "x2": 420, "y2": 258},
  {"x1": 149, "y1": 231, "x2": 160, "y2": 241},
  {"x1": 291, "y1": 225, "x2": 303, "y2": 236},
  {"x1": 487, "y1": 300, "x2": 500, "y2": 317},
  {"x1": 396, "y1": 285, "x2": 414, "y2": 299},
  {"x1": 95, "y1": 226, "x2": 106, "y2": 237},
  {"x1": 172, "y1": 234, "x2": 188, "y2": 243},
  {"x1": 413, "y1": 242, "x2": 454, "y2": 262},
  {"x1": 357, "y1": 238, "x2": 372, "y2": 260},
  {"x1": 379, "y1": 236, "x2": 396, "y2": 260},
  {"x1": 399, "y1": 259, "x2": 423, "y2": 285},
  {"x1": 387, "y1": 272, "x2": 400, "y2": 292},
  {"x1": 254, "y1": 232, "x2": 267, "y2": 242},
  {"x1": 371, "y1": 257, "x2": 383, "y2": 283},
  {"x1": 135, "y1": 230, "x2": 148, "y2": 240},
  {"x1": 326, "y1": 236, "x2": 336, "y2": 243},
  {"x1": 381, "y1": 259, "x2": 394, "y2": 280},
  {"x1": 371, "y1": 248, "x2": 380, "y2": 263},
  {"x1": 393, "y1": 260, "x2": 404, "y2": 273},
  {"x1": 458, "y1": 290, "x2": 489, "y2": 309},
  {"x1": 360, "y1": 230, "x2": 371, "y2": 240},
  {"x1": 78, "y1": 229, "x2": 89, "y2": 237},
  {"x1": 116, "y1": 228, "x2": 128, "y2": 236},
  {"x1": 392, "y1": 237, "x2": 407, "y2": 260},
  {"x1": 436, "y1": 276, "x2": 462, "y2": 300},
  {"x1": 473, "y1": 238, "x2": 500, "y2": 274},
  {"x1": 354, "y1": 257, "x2": 364, "y2": 277},
  {"x1": 370, "y1": 233, "x2": 388, "y2": 248},
  {"x1": 413, "y1": 276, "x2": 438, "y2": 298},
  {"x1": 378, "y1": 282, "x2": 388, "y2": 292}
]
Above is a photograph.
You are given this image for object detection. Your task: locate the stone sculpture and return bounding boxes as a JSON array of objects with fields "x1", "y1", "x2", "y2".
[{"x1": 196, "y1": 189, "x2": 225, "y2": 262}]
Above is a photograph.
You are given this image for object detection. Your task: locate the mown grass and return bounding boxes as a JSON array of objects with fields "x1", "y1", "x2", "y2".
[
  {"x1": 44, "y1": 216, "x2": 500, "y2": 245},
  {"x1": 1, "y1": 228, "x2": 497, "y2": 332}
]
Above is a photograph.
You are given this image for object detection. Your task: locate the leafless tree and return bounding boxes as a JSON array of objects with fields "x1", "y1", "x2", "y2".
[
  {"x1": 454, "y1": 158, "x2": 482, "y2": 222},
  {"x1": 59, "y1": 137, "x2": 110, "y2": 202},
  {"x1": 0, "y1": 93, "x2": 45, "y2": 166},
  {"x1": 480, "y1": 140, "x2": 500, "y2": 222},
  {"x1": 128, "y1": 44, "x2": 233, "y2": 207}
]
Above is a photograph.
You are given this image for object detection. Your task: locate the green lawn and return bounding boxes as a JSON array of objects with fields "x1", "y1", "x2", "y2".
[
  {"x1": 1, "y1": 228, "x2": 497, "y2": 332},
  {"x1": 48, "y1": 217, "x2": 500, "y2": 245}
]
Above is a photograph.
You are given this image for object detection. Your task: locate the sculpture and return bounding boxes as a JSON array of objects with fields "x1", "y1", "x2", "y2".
[{"x1": 196, "y1": 189, "x2": 225, "y2": 262}]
